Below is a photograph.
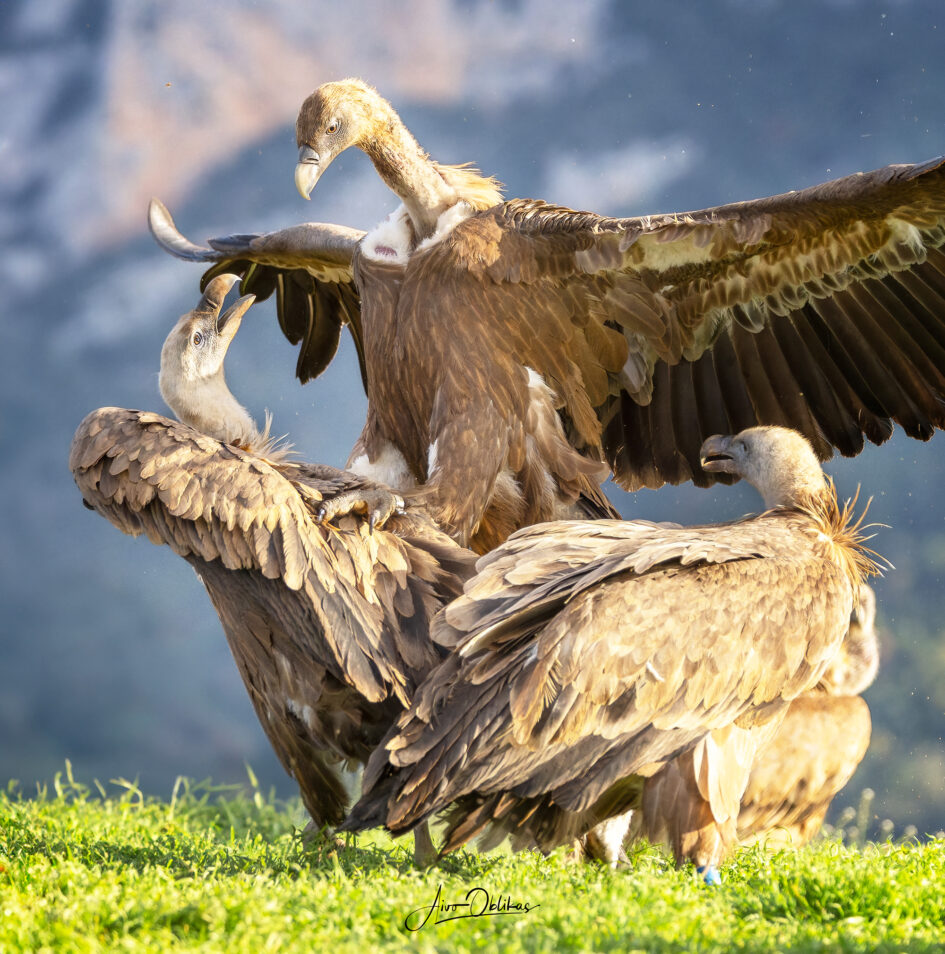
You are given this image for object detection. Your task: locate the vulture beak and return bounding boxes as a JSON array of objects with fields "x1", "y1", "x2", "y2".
[
  {"x1": 216, "y1": 294, "x2": 256, "y2": 341},
  {"x1": 197, "y1": 273, "x2": 240, "y2": 313},
  {"x1": 699, "y1": 434, "x2": 737, "y2": 474},
  {"x1": 295, "y1": 145, "x2": 323, "y2": 200}
]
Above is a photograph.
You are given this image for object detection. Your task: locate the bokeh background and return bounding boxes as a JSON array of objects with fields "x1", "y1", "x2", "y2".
[{"x1": 2, "y1": 0, "x2": 944, "y2": 837}]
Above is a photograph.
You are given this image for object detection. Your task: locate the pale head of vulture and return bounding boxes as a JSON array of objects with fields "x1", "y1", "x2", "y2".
[
  {"x1": 295, "y1": 78, "x2": 502, "y2": 236},
  {"x1": 700, "y1": 425, "x2": 828, "y2": 511},
  {"x1": 159, "y1": 273, "x2": 261, "y2": 451},
  {"x1": 295, "y1": 78, "x2": 380, "y2": 199}
]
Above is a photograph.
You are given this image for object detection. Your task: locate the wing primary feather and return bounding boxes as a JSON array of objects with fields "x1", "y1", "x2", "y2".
[
  {"x1": 710, "y1": 332, "x2": 757, "y2": 434},
  {"x1": 769, "y1": 317, "x2": 862, "y2": 456},
  {"x1": 669, "y1": 361, "x2": 703, "y2": 483}
]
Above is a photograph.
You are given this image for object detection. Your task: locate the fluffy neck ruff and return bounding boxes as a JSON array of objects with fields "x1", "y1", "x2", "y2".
[{"x1": 794, "y1": 480, "x2": 887, "y2": 587}]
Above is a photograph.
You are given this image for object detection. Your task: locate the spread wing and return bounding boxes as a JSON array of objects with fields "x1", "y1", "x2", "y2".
[
  {"x1": 430, "y1": 155, "x2": 945, "y2": 490},
  {"x1": 346, "y1": 514, "x2": 856, "y2": 847},
  {"x1": 70, "y1": 406, "x2": 472, "y2": 706},
  {"x1": 148, "y1": 199, "x2": 367, "y2": 387},
  {"x1": 736, "y1": 694, "x2": 872, "y2": 847}
]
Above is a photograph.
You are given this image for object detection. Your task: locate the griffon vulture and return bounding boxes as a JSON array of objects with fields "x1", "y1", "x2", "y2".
[
  {"x1": 70, "y1": 276, "x2": 476, "y2": 859},
  {"x1": 341, "y1": 426, "x2": 883, "y2": 881},
  {"x1": 151, "y1": 78, "x2": 945, "y2": 554},
  {"x1": 735, "y1": 583, "x2": 878, "y2": 849},
  {"x1": 631, "y1": 583, "x2": 878, "y2": 878}
]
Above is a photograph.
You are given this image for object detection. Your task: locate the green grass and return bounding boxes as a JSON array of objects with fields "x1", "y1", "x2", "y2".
[{"x1": 1, "y1": 765, "x2": 944, "y2": 953}]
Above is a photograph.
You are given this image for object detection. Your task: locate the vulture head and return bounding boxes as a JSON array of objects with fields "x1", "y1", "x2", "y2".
[
  {"x1": 294, "y1": 79, "x2": 502, "y2": 230},
  {"x1": 295, "y1": 78, "x2": 387, "y2": 200},
  {"x1": 700, "y1": 425, "x2": 827, "y2": 510},
  {"x1": 159, "y1": 274, "x2": 258, "y2": 446}
]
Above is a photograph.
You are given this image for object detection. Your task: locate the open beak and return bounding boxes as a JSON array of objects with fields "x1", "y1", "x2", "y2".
[
  {"x1": 295, "y1": 145, "x2": 323, "y2": 200},
  {"x1": 216, "y1": 294, "x2": 256, "y2": 341},
  {"x1": 699, "y1": 434, "x2": 736, "y2": 474}
]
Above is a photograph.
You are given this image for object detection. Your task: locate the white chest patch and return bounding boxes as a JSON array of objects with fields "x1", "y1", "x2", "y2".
[
  {"x1": 348, "y1": 441, "x2": 417, "y2": 491},
  {"x1": 415, "y1": 201, "x2": 475, "y2": 254},
  {"x1": 361, "y1": 205, "x2": 413, "y2": 266}
]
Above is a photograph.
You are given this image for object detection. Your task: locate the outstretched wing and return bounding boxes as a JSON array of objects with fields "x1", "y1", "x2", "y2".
[
  {"x1": 149, "y1": 199, "x2": 367, "y2": 387},
  {"x1": 70, "y1": 406, "x2": 471, "y2": 705},
  {"x1": 432, "y1": 155, "x2": 945, "y2": 490}
]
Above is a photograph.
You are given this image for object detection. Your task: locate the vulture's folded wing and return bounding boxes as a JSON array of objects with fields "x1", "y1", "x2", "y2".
[
  {"x1": 736, "y1": 694, "x2": 872, "y2": 846},
  {"x1": 433, "y1": 155, "x2": 945, "y2": 490},
  {"x1": 149, "y1": 199, "x2": 366, "y2": 387},
  {"x1": 70, "y1": 406, "x2": 469, "y2": 704},
  {"x1": 352, "y1": 511, "x2": 859, "y2": 835}
]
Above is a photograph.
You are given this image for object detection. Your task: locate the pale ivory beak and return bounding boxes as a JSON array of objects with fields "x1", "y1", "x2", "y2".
[{"x1": 295, "y1": 145, "x2": 322, "y2": 200}]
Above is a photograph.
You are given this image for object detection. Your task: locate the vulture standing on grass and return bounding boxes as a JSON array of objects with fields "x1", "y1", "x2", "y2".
[
  {"x1": 631, "y1": 583, "x2": 879, "y2": 876},
  {"x1": 735, "y1": 583, "x2": 879, "y2": 848},
  {"x1": 341, "y1": 426, "x2": 883, "y2": 884},
  {"x1": 152, "y1": 78, "x2": 945, "y2": 553},
  {"x1": 70, "y1": 276, "x2": 476, "y2": 860}
]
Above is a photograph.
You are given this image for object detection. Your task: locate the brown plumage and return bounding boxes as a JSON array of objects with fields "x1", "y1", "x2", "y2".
[
  {"x1": 632, "y1": 584, "x2": 878, "y2": 869},
  {"x1": 341, "y1": 426, "x2": 884, "y2": 861},
  {"x1": 151, "y1": 78, "x2": 945, "y2": 553},
  {"x1": 736, "y1": 584, "x2": 878, "y2": 849},
  {"x1": 70, "y1": 279, "x2": 476, "y2": 833}
]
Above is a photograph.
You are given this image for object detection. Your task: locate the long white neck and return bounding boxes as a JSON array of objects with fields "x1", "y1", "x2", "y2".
[
  {"x1": 160, "y1": 368, "x2": 257, "y2": 447},
  {"x1": 355, "y1": 94, "x2": 459, "y2": 240}
]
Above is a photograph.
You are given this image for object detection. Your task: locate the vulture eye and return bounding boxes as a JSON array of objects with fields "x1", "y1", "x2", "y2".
[
  {"x1": 192, "y1": 331, "x2": 203, "y2": 346},
  {"x1": 326, "y1": 119, "x2": 339, "y2": 134}
]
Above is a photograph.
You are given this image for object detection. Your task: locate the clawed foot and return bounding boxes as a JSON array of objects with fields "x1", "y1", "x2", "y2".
[
  {"x1": 301, "y1": 820, "x2": 346, "y2": 853},
  {"x1": 316, "y1": 488, "x2": 405, "y2": 531}
]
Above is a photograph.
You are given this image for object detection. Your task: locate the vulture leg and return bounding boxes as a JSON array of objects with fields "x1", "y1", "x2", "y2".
[
  {"x1": 412, "y1": 821, "x2": 438, "y2": 868},
  {"x1": 317, "y1": 487, "x2": 405, "y2": 530}
]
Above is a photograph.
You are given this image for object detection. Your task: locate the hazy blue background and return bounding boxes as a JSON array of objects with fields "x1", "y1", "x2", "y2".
[{"x1": 2, "y1": 0, "x2": 944, "y2": 836}]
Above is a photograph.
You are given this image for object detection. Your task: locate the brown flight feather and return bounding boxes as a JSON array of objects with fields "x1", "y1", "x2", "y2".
[{"x1": 149, "y1": 79, "x2": 945, "y2": 554}]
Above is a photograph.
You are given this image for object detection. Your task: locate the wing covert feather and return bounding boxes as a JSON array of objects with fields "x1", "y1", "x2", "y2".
[{"x1": 71, "y1": 406, "x2": 473, "y2": 704}]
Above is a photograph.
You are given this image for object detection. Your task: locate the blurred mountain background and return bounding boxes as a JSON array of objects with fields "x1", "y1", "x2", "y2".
[{"x1": 2, "y1": 0, "x2": 944, "y2": 837}]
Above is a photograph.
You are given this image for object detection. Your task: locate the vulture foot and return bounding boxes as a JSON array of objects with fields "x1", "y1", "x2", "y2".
[
  {"x1": 300, "y1": 821, "x2": 346, "y2": 854},
  {"x1": 317, "y1": 488, "x2": 405, "y2": 531},
  {"x1": 697, "y1": 864, "x2": 722, "y2": 886}
]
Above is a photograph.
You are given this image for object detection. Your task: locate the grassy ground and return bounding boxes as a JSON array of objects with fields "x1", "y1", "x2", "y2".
[{"x1": 1, "y1": 765, "x2": 943, "y2": 953}]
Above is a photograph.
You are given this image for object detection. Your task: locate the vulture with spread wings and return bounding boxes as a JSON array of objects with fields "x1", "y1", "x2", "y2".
[
  {"x1": 151, "y1": 78, "x2": 945, "y2": 553},
  {"x1": 340, "y1": 427, "x2": 883, "y2": 880},
  {"x1": 70, "y1": 277, "x2": 475, "y2": 852}
]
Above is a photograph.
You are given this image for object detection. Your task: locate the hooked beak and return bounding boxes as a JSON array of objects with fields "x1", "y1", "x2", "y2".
[
  {"x1": 216, "y1": 294, "x2": 256, "y2": 341},
  {"x1": 197, "y1": 273, "x2": 240, "y2": 313},
  {"x1": 295, "y1": 145, "x2": 323, "y2": 200},
  {"x1": 699, "y1": 434, "x2": 736, "y2": 474}
]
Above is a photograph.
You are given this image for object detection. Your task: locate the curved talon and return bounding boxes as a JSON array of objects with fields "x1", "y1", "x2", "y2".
[{"x1": 316, "y1": 488, "x2": 405, "y2": 531}]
